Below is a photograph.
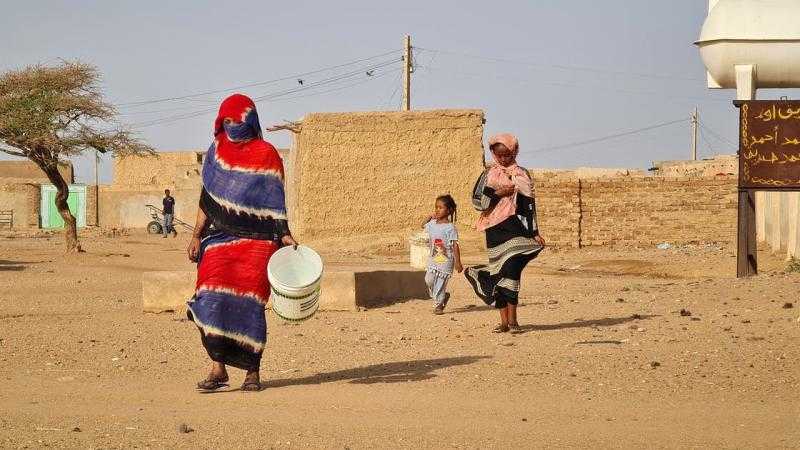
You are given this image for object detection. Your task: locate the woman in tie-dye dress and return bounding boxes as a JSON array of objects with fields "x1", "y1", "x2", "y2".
[{"x1": 187, "y1": 94, "x2": 296, "y2": 392}]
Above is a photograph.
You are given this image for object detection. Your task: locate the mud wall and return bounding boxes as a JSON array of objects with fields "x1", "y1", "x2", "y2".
[
  {"x1": 113, "y1": 152, "x2": 203, "y2": 188},
  {"x1": 0, "y1": 160, "x2": 73, "y2": 184},
  {"x1": 97, "y1": 186, "x2": 200, "y2": 230},
  {"x1": 290, "y1": 110, "x2": 486, "y2": 241},
  {"x1": 0, "y1": 183, "x2": 40, "y2": 229}
]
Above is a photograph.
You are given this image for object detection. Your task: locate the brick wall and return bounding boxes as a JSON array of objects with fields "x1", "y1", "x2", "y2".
[
  {"x1": 531, "y1": 175, "x2": 737, "y2": 247},
  {"x1": 535, "y1": 179, "x2": 581, "y2": 247}
]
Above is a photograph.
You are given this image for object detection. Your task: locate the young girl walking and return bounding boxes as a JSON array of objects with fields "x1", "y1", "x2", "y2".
[{"x1": 422, "y1": 194, "x2": 463, "y2": 315}]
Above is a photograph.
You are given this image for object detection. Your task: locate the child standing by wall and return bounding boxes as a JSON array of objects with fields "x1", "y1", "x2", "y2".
[{"x1": 422, "y1": 194, "x2": 463, "y2": 315}]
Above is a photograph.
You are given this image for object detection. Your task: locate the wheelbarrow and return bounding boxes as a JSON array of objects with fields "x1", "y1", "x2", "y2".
[{"x1": 145, "y1": 204, "x2": 194, "y2": 235}]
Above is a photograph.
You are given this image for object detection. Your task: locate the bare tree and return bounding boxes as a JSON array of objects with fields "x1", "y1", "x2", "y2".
[{"x1": 0, "y1": 61, "x2": 153, "y2": 252}]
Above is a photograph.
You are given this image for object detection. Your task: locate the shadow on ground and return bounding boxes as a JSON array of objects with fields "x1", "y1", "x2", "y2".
[
  {"x1": 0, "y1": 259, "x2": 31, "y2": 271},
  {"x1": 202, "y1": 356, "x2": 490, "y2": 394},
  {"x1": 513, "y1": 314, "x2": 657, "y2": 334},
  {"x1": 447, "y1": 304, "x2": 529, "y2": 314}
]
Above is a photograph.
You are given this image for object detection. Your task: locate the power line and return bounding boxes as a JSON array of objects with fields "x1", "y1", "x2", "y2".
[
  {"x1": 531, "y1": 118, "x2": 687, "y2": 153},
  {"x1": 129, "y1": 66, "x2": 401, "y2": 129},
  {"x1": 117, "y1": 49, "x2": 402, "y2": 107},
  {"x1": 415, "y1": 64, "x2": 730, "y2": 105},
  {"x1": 129, "y1": 59, "x2": 400, "y2": 127},
  {"x1": 269, "y1": 69, "x2": 400, "y2": 103},
  {"x1": 415, "y1": 47, "x2": 704, "y2": 82},
  {"x1": 252, "y1": 58, "x2": 400, "y2": 102},
  {"x1": 382, "y1": 70, "x2": 403, "y2": 110},
  {"x1": 698, "y1": 120, "x2": 737, "y2": 148},
  {"x1": 129, "y1": 58, "x2": 400, "y2": 126},
  {"x1": 118, "y1": 104, "x2": 215, "y2": 116},
  {"x1": 699, "y1": 126, "x2": 715, "y2": 157}
]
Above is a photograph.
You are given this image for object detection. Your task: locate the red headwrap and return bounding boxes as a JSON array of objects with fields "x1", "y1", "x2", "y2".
[{"x1": 213, "y1": 93, "x2": 258, "y2": 137}]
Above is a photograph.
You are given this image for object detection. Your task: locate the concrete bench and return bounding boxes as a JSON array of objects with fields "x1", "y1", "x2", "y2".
[
  {"x1": 141, "y1": 266, "x2": 428, "y2": 313},
  {"x1": 321, "y1": 266, "x2": 429, "y2": 311}
]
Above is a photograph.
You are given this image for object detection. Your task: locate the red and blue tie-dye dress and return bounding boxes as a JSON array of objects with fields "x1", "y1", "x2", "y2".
[{"x1": 187, "y1": 94, "x2": 289, "y2": 371}]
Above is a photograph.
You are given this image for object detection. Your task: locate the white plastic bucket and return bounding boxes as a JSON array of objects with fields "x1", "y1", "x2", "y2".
[
  {"x1": 268, "y1": 245, "x2": 324, "y2": 321},
  {"x1": 409, "y1": 231, "x2": 430, "y2": 270}
]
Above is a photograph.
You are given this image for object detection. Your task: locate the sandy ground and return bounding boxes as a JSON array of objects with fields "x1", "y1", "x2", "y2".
[{"x1": 0, "y1": 229, "x2": 799, "y2": 449}]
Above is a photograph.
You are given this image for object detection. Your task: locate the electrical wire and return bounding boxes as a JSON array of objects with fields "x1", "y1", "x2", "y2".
[
  {"x1": 117, "y1": 49, "x2": 402, "y2": 107},
  {"x1": 414, "y1": 64, "x2": 730, "y2": 105},
  {"x1": 699, "y1": 126, "x2": 715, "y2": 157},
  {"x1": 129, "y1": 57, "x2": 401, "y2": 122},
  {"x1": 698, "y1": 120, "x2": 737, "y2": 148},
  {"x1": 129, "y1": 66, "x2": 401, "y2": 129},
  {"x1": 415, "y1": 47, "x2": 704, "y2": 82},
  {"x1": 531, "y1": 118, "x2": 687, "y2": 153},
  {"x1": 268, "y1": 69, "x2": 401, "y2": 103},
  {"x1": 382, "y1": 70, "x2": 403, "y2": 110},
  {"x1": 251, "y1": 58, "x2": 400, "y2": 102},
  {"x1": 129, "y1": 59, "x2": 400, "y2": 127}
]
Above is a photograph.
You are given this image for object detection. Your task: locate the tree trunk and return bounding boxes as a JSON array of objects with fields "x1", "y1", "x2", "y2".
[{"x1": 40, "y1": 162, "x2": 81, "y2": 252}]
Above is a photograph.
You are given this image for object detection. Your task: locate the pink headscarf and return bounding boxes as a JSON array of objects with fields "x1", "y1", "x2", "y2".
[{"x1": 476, "y1": 133, "x2": 532, "y2": 232}]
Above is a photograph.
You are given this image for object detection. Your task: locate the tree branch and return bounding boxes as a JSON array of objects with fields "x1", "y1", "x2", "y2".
[
  {"x1": 0, "y1": 147, "x2": 26, "y2": 157},
  {"x1": 266, "y1": 120, "x2": 302, "y2": 134},
  {"x1": 0, "y1": 140, "x2": 28, "y2": 157}
]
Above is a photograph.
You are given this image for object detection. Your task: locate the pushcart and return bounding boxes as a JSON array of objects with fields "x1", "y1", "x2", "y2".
[{"x1": 145, "y1": 204, "x2": 194, "y2": 235}]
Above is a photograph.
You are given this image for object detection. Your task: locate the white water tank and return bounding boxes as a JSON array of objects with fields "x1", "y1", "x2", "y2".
[{"x1": 696, "y1": 0, "x2": 800, "y2": 91}]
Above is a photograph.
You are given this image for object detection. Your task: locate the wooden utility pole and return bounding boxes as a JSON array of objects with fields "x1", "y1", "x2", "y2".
[
  {"x1": 94, "y1": 149, "x2": 100, "y2": 226},
  {"x1": 402, "y1": 35, "x2": 412, "y2": 111},
  {"x1": 691, "y1": 107, "x2": 698, "y2": 160}
]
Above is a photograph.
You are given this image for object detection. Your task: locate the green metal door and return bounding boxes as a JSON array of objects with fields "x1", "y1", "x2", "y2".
[{"x1": 40, "y1": 185, "x2": 86, "y2": 229}]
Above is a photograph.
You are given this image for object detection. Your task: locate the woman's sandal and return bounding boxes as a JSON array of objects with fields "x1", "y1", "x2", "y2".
[
  {"x1": 240, "y1": 381, "x2": 262, "y2": 392},
  {"x1": 492, "y1": 324, "x2": 510, "y2": 333},
  {"x1": 509, "y1": 323, "x2": 522, "y2": 334},
  {"x1": 196, "y1": 377, "x2": 229, "y2": 391}
]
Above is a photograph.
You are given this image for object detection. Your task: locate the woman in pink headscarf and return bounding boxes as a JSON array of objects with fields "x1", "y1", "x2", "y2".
[{"x1": 465, "y1": 133, "x2": 545, "y2": 333}]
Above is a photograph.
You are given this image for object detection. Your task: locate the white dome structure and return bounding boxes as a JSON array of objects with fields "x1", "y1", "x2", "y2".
[{"x1": 695, "y1": 0, "x2": 800, "y2": 97}]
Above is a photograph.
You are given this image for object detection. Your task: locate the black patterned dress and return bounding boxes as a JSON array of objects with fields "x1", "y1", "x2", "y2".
[{"x1": 465, "y1": 171, "x2": 543, "y2": 308}]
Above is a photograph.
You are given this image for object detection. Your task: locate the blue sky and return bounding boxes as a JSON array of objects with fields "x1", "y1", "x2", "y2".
[{"x1": 0, "y1": 0, "x2": 785, "y2": 183}]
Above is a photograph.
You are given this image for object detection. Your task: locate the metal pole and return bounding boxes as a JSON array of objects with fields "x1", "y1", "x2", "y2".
[
  {"x1": 402, "y1": 35, "x2": 412, "y2": 111},
  {"x1": 691, "y1": 107, "x2": 698, "y2": 160}
]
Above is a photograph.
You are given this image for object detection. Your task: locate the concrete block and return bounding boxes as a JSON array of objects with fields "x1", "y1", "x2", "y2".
[
  {"x1": 320, "y1": 266, "x2": 428, "y2": 311},
  {"x1": 319, "y1": 270, "x2": 357, "y2": 311},
  {"x1": 142, "y1": 267, "x2": 430, "y2": 314},
  {"x1": 142, "y1": 271, "x2": 195, "y2": 313},
  {"x1": 355, "y1": 269, "x2": 429, "y2": 308}
]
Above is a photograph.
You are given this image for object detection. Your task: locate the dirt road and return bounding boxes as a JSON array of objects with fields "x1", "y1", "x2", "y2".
[{"x1": 0, "y1": 231, "x2": 798, "y2": 449}]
